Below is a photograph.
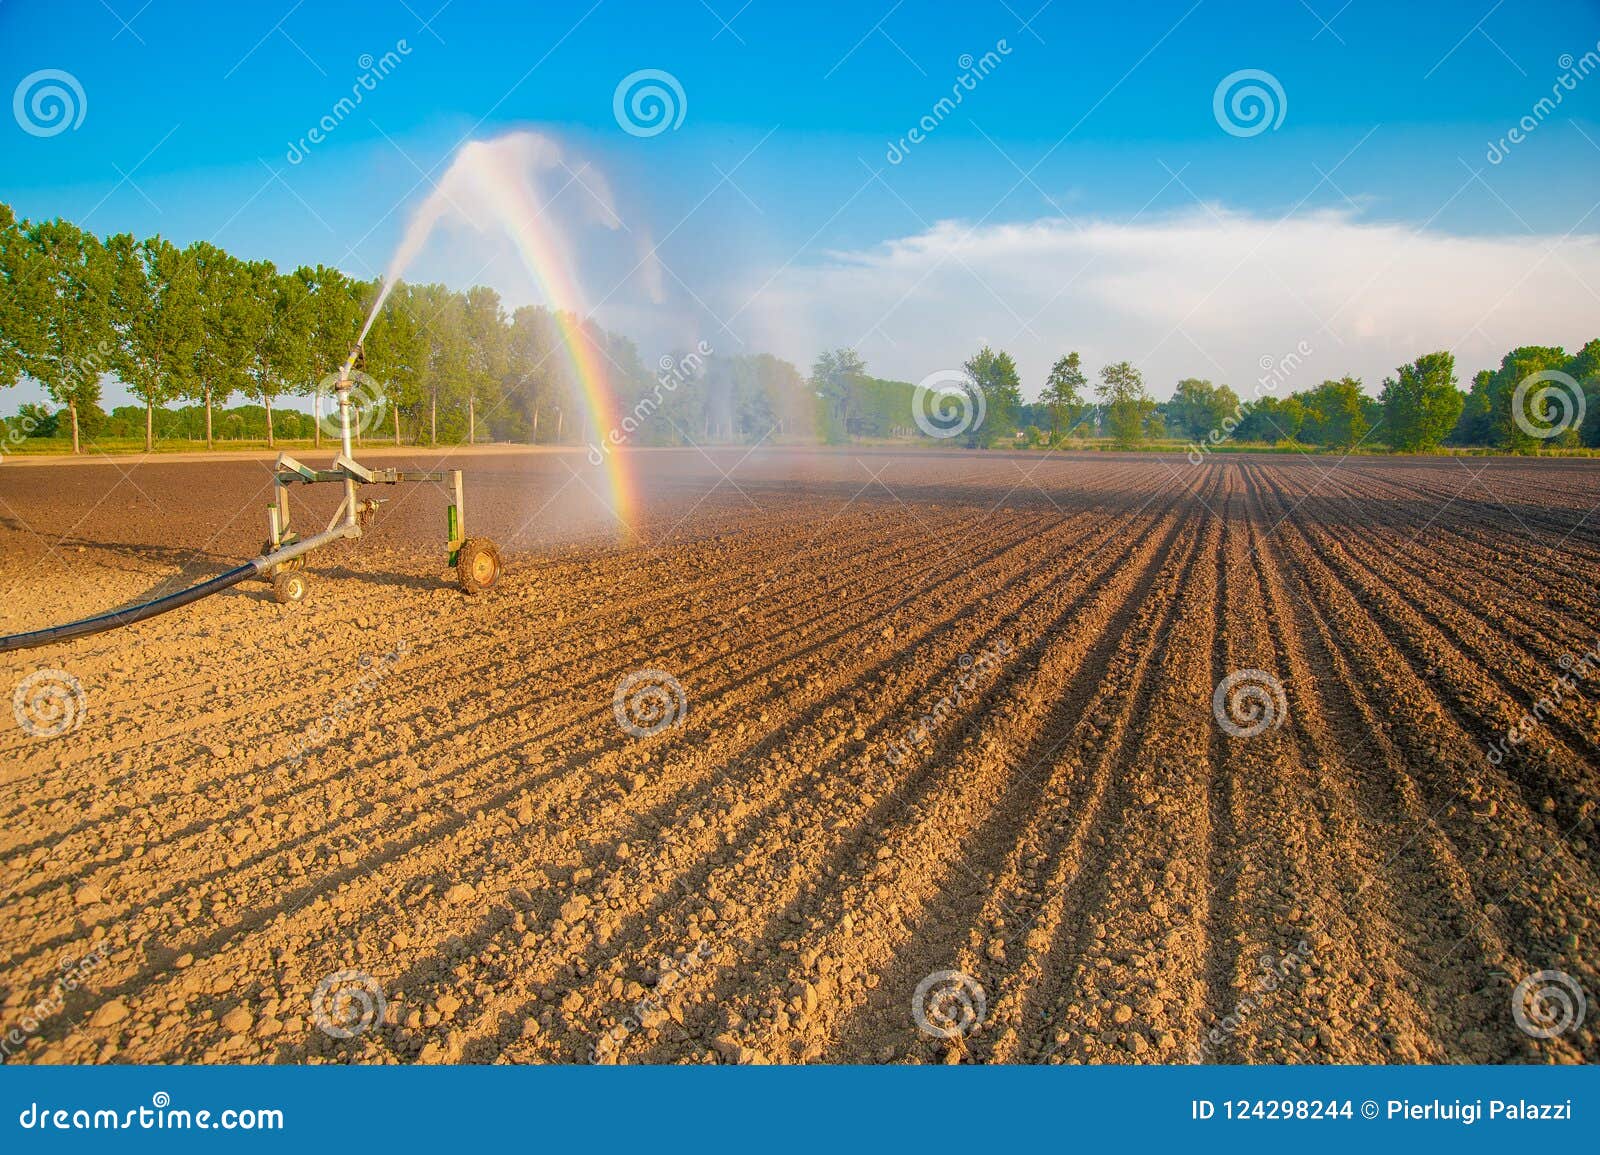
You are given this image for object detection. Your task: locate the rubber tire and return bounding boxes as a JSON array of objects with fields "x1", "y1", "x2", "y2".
[
  {"x1": 273, "y1": 570, "x2": 310, "y2": 605},
  {"x1": 456, "y1": 538, "x2": 502, "y2": 594}
]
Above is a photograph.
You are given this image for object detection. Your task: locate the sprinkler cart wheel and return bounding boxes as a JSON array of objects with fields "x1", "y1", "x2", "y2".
[
  {"x1": 273, "y1": 571, "x2": 310, "y2": 605},
  {"x1": 456, "y1": 538, "x2": 503, "y2": 594}
]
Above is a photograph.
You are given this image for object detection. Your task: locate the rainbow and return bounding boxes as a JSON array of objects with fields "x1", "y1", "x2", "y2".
[
  {"x1": 364, "y1": 133, "x2": 642, "y2": 536},
  {"x1": 467, "y1": 148, "x2": 638, "y2": 534}
]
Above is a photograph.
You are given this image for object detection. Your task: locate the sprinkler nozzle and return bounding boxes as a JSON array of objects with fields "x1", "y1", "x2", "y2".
[{"x1": 340, "y1": 342, "x2": 366, "y2": 381}]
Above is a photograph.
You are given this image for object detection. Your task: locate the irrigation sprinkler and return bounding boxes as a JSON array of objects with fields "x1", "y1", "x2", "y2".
[
  {"x1": 0, "y1": 349, "x2": 503, "y2": 654},
  {"x1": 263, "y1": 348, "x2": 503, "y2": 604}
]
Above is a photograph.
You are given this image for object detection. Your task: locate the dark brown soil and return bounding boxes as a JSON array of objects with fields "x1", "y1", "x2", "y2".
[{"x1": 1, "y1": 447, "x2": 1595, "y2": 1064}]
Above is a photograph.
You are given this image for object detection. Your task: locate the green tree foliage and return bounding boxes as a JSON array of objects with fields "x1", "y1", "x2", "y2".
[
  {"x1": 1298, "y1": 378, "x2": 1371, "y2": 448},
  {"x1": 0, "y1": 203, "x2": 38, "y2": 392},
  {"x1": 411, "y1": 283, "x2": 471, "y2": 445},
  {"x1": 1042, "y1": 352, "x2": 1087, "y2": 442},
  {"x1": 109, "y1": 234, "x2": 202, "y2": 452},
  {"x1": 1486, "y1": 345, "x2": 1578, "y2": 452},
  {"x1": 237, "y1": 262, "x2": 312, "y2": 448},
  {"x1": 962, "y1": 345, "x2": 1022, "y2": 447},
  {"x1": 297, "y1": 264, "x2": 368, "y2": 445},
  {"x1": 503, "y1": 303, "x2": 560, "y2": 442},
  {"x1": 811, "y1": 348, "x2": 869, "y2": 441},
  {"x1": 362, "y1": 283, "x2": 428, "y2": 444},
  {"x1": 460, "y1": 285, "x2": 506, "y2": 444},
  {"x1": 186, "y1": 242, "x2": 249, "y2": 448},
  {"x1": 1097, "y1": 360, "x2": 1154, "y2": 448},
  {"x1": 14, "y1": 218, "x2": 113, "y2": 453},
  {"x1": 1570, "y1": 338, "x2": 1600, "y2": 447},
  {"x1": 734, "y1": 353, "x2": 807, "y2": 439},
  {"x1": 1448, "y1": 370, "x2": 1494, "y2": 446},
  {"x1": 100, "y1": 401, "x2": 314, "y2": 442},
  {"x1": 1166, "y1": 378, "x2": 1242, "y2": 441},
  {"x1": 14, "y1": 401, "x2": 59, "y2": 437},
  {"x1": 846, "y1": 375, "x2": 919, "y2": 438},
  {"x1": 1231, "y1": 395, "x2": 1305, "y2": 443},
  {"x1": 1441, "y1": 342, "x2": 1600, "y2": 451},
  {"x1": 798, "y1": 350, "x2": 932, "y2": 443},
  {"x1": 1380, "y1": 351, "x2": 1463, "y2": 452}
]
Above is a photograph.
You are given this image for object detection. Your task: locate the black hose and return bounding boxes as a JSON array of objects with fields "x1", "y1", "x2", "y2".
[{"x1": 0, "y1": 562, "x2": 261, "y2": 655}]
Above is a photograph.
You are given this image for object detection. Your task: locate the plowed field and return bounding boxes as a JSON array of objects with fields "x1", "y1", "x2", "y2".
[{"x1": 1, "y1": 448, "x2": 1596, "y2": 1064}]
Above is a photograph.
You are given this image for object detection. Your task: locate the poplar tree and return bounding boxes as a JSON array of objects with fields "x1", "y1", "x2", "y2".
[
  {"x1": 110, "y1": 234, "x2": 202, "y2": 452},
  {"x1": 16, "y1": 219, "x2": 112, "y2": 453},
  {"x1": 187, "y1": 241, "x2": 248, "y2": 449},
  {"x1": 362, "y1": 282, "x2": 427, "y2": 444},
  {"x1": 297, "y1": 264, "x2": 367, "y2": 446},
  {"x1": 0, "y1": 204, "x2": 37, "y2": 392}
]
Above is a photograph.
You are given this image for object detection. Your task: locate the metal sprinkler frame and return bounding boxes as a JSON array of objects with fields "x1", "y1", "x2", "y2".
[{"x1": 258, "y1": 359, "x2": 503, "y2": 604}]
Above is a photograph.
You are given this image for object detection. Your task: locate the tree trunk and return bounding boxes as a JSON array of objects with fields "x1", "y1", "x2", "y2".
[
  {"x1": 145, "y1": 400, "x2": 154, "y2": 454},
  {"x1": 469, "y1": 398, "x2": 475, "y2": 445},
  {"x1": 556, "y1": 409, "x2": 563, "y2": 441},
  {"x1": 265, "y1": 395, "x2": 275, "y2": 449},
  {"x1": 393, "y1": 403, "x2": 401, "y2": 446},
  {"x1": 531, "y1": 406, "x2": 539, "y2": 443},
  {"x1": 205, "y1": 387, "x2": 214, "y2": 450},
  {"x1": 69, "y1": 402, "x2": 80, "y2": 454},
  {"x1": 430, "y1": 392, "x2": 437, "y2": 446},
  {"x1": 313, "y1": 392, "x2": 321, "y2": 449}
]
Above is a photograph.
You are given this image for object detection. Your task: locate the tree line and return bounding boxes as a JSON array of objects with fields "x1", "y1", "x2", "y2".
[
  {"x1": 0, "y1": 204, "x2": 886, "y2": 455},
  {"x1": 0, "y1": 203, "x2": 668, "y2": 453},
  {"x1": 906, "y1": 342, "x2": 1600, "y2": 453},
  {"x1": 3, "y1": 203, "x2": 1595, "y2": 456}
]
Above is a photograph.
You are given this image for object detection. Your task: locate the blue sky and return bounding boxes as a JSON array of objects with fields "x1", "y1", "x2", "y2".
[{"x1": 3, "y1": 0, "x2": 1600, "y2": 405}]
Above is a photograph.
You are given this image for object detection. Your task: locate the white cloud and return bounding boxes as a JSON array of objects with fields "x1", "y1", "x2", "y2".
[{"x1": 731, "y1": 207, "x2": 1600, "y2": 399}]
